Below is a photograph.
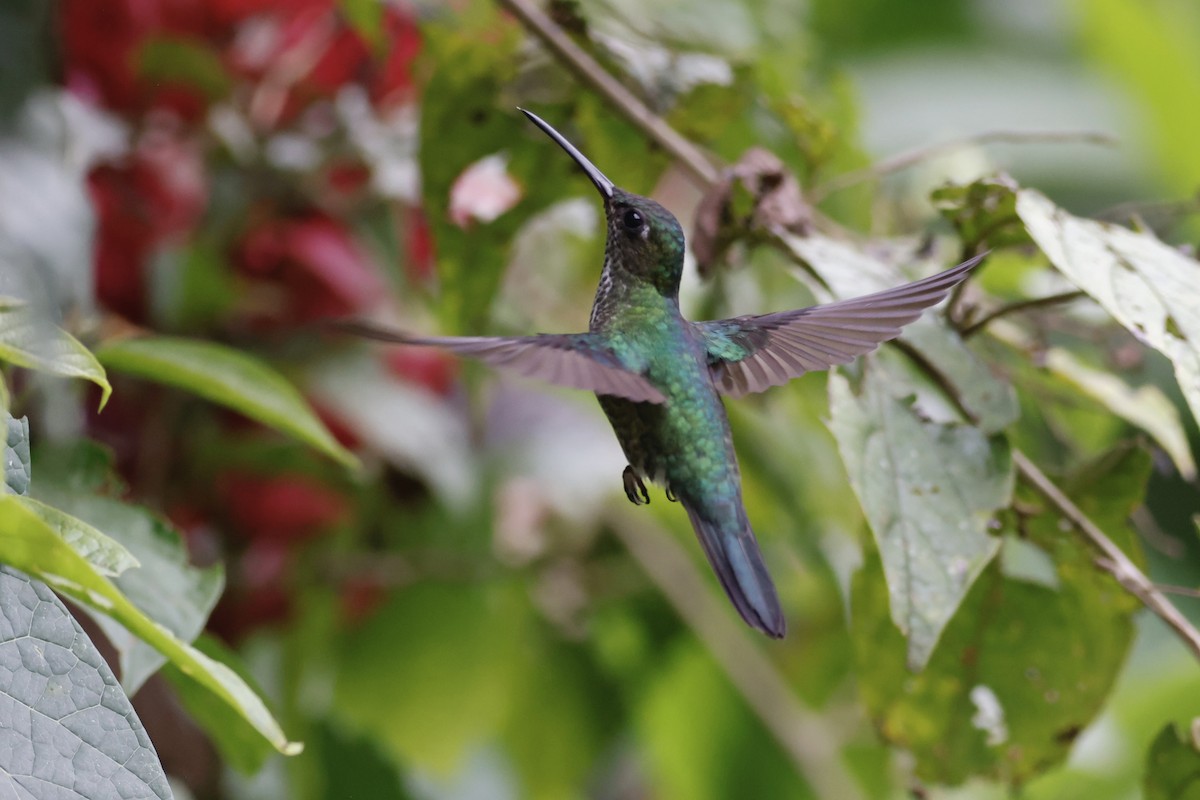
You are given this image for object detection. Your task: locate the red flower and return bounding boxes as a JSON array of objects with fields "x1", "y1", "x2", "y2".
[
  {"x1": 210, "y1": 539, "x2": 295, "y2": 639},
  {"x1": 403, "y1": 207, "x2": 437, "y2": 284},
  {"x1": 234, "y1": 213, "x2": 384, "y2": 325},
  {"x1": 371, "y1": 8, "x2": 422, "y2": 109},
  {"x1": 339, "y1": 575, "x2": 388, "y2": 624},
  {"x1": 383, "y1": 348, "x2": 458, "y2": 397},
  {"x1": 218, "y1": 471, "x2": 349, "y2": 542},
  {"x1": 89, "y1": 122, "x2": 207, "y2": 321},
  {"x1": 60, "y1": 0, "x2": 216, "y2": 119}
]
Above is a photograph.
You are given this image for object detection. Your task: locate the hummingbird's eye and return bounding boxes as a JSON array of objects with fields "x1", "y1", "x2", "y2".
[{"x1": 622, "y1": 209, "x2": 644, "y2": 232}]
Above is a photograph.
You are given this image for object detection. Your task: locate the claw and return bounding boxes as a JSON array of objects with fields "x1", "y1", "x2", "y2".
[
  {"x1": 665, "y1": 486, "x2": 677, "y2": 502},
  {"x1": 623, "y1": 465, "x2": 649, "y2": 505}
]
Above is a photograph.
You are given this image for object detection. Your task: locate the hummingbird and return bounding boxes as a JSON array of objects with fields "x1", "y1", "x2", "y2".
[{"x1": 340, "y1": 109, "x2": 984, "y2": 638}]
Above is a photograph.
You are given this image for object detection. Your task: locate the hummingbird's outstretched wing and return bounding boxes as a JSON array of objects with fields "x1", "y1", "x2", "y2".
[
  {"x1": 694, "y1": 255, "x2": 984, "y2": 398},
  {"x1": 335, "y1": 321, "x2": 667, "y2": 404}
]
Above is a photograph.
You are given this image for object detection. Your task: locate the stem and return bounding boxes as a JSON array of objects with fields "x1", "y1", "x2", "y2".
[
  {"x1": 496, "y1": 0, "x2": 720, "y2": 189},
  {"x1": 608, "y1": 509, "x2": 864, "y2": 800},
  {"x1": 812, "y1": 130, "x2": 1118, "y2": 201},
  {"x1": 1011, "y1": 449, "x2": 1200, "y2": 661},
  {"x1": 960, "y1": 290, "x2": 1087, "y2": 338}
]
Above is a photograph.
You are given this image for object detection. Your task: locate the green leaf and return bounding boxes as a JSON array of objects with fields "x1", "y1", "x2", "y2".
[
  {"x1": 0, "y1": 566, "x2": 173, "y2": 799},
  {"x1": 31, "y1": 443, "x2": 222, "y2": 694},
  {"x1": 1045, "y1": 345, "x2": 1196, "y2": 479},
  {"x1": 1145, "y1": 723, "x2": 1200, "y2": 800},
  {"x1": 829, "y1": 357, "x2": 1013, "y2": 669},
  {"x1": 338, "y1": 0, "x2": 383, "y2": 46},
  {"x1": 851, "y1": 444, "x2": 1146, "y2": 785},
  {"x1": 989, "y1": 319, "x2": 1196, "y2": 479},
  {"x1": 418, "y1": 23, "x2": 629, "y2": 332},
  {"x1": 0, "y1": 300, "x2": 111, "y2": 409},
  {"x1": 333, "y1": 581, "x2": 524, "y2": 774},
  {"x1": 163, "y1": 634, "x2": 277, "y2": 775},
  {"x1": 96, "y1": 335, "x2": 359, "y2": 469},
  {"x1": 501, "y1": 629, "x2": 616, "y2": 800},
  {"x1": 43, "y1": 496, "x2": 222, "y2": 694},
  {"x1": 137, "y1": 36, "x2": 232, "y2": 100},
  {"x1": 3, "y1": 411, "x2": 29, "y2": 495},
  {"x1": 17, "y1": 496, "x2": 140, "y2": 578},
  {"x1": 636, "y1": 640, "x2": 812, "y2": 800},
  {"x1": 1015, "y1": 188, "x2": 1200, "y2": 432},
  {"x1": 0, "y1": 494, "x2": 301, "y2": 757},
  {"x1": 314, "y1": 720, "x2": 415, "y2": 800},
  {"x1": 932, "y1": 176, "x2": 1032, "y2": 252}
]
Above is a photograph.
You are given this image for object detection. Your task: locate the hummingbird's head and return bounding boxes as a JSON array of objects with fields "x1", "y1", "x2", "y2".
[
  {"x1": 521, "y1": 109, "x2": 686, "y2": 295},
  {"x1": 603, "y1": 187, "x2": 685, "y2": 292}
]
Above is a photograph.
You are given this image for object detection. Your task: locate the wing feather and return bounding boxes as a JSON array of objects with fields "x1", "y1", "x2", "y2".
[
  {"x1": 696, "y1": 254, "x2": 984, "y2": 398},
  {"x1": 335, "y1": 322, "x2": 666, "y2": 404}
]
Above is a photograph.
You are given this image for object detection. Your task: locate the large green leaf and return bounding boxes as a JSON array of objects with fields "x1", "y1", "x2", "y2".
[
  {"x1": 829, "y1": 356, "x2": 1013, "y2": 669},
  {"x1": 0, "y1": 494, "x2": 301, "y2": 757},
  {"x1": 501, "y1": 628, "x2": 616, "y2": 800},
  {"x1": 34, "y1": 489, "x2": 223, "y2": 695},
  {"x1": 636, "y1": 640, "x2": 813, "y2": 800},
  {"x1": 1144, "y1": 723, "x2": 1200, "y2": 800},
  {"x1": 17, "y1": 496, "x2": 140, "y2": 578},
  {"x1": 0, "y1": 565, "x2": 173, "y2": 799},
  {"x1": 333, "y1": 581, "x2": 524, "y2": 774},
  {"x1": 313, "y1": 720, "x2": 414, "y2": 800},
  {"x1": 1015, "y1": 189, "x2": 1200, "y2": 432},
  {"x1": 0, "y1": 300, "x2": 110, "y2": 409},
  {"x1": 3, "y1": 411, "x2": 29, "y2": 495},
  {"x1": 163, "y1": 633, "x2": 277, "y2": 775},
  {"x1": 32, "y1": 441, "x2": 223, "y2": 694},
  {"x1": 96, "y1": 335, "x2": 358, "y2": 469},
  {"x1": 851, "y1": 444, "x2": 1146, "y2": 785}
]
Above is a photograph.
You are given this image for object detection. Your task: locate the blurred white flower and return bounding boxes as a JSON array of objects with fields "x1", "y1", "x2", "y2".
[{"x1": 449, "y1": 153, "x2": 522, "y2": 228}]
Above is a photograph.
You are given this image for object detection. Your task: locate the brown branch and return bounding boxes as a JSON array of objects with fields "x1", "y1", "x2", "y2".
[
  {"x1": 1012, "y1": 449, "x2": 1200, "y2": 661},
  {"x1": 812, "y1": 130, "x2": 1119, "y2": 201},
  {"x1": 497, "y1": 0, "x2": 720, "y2": 189},
  {"x1": 608, "y1": 509, "x2": 864, "y2": 799},
  {"x1": 960, "y1": 290, "x2": 1087, "y2": 338}
]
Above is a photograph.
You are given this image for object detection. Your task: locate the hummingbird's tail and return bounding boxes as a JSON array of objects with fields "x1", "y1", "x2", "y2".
[{"x1": 681, "y1": 499, "x2": 786, "y2": 638}]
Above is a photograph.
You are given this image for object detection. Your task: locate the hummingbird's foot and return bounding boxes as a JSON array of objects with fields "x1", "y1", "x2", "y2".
[
  {"x1": 622, "y1": 466, "x2": 650, "y2": 505},
  {"x1": 665, "y1": 486, "x2": 678, "y2": 503}
]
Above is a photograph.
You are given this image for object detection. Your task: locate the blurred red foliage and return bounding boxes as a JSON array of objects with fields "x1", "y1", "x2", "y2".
[
  {"x1": 234, "y1": 212, "x2": 386, "y2": 325},
  {"x1": 65, "y1": 0, "x2": 422, "y2": 324},
  {"x1": 63, "y1": 0, "x2": 431, "y2": 641},
  {"x1": 89, "y1": 119, "x2": 208, "y2": 321},
  {"x1": 383, "y1": 347, "x2": 459, "y2": 397},
  {"x1": 218, "y1": 471, "x2": 349, "y2": 542}
]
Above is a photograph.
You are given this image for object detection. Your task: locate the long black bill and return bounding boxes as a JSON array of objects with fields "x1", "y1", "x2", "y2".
[{"x1": 519, "y1": 108, "x2": 614, "y2": 199}]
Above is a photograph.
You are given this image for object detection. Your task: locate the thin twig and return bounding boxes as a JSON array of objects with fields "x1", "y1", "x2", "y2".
[
  {"x1": 1011, "y1": 449, "x2": 1200, "y2": 661},
  {"x1": 812, "y1": 130, "x2": 1119, "y2": 201},
  {"x1": 1096, "y1": 194, "x2": 1200, "y2": 225},
  {"x1": 608, "y1": 509, "x2": 864, "y2": 800},
  {"x1": 960, "y1": 290, "x2": 1087, "y2": 338},
  {"x1": 497, "y1": 0, "x2": 720, "y2": 189},
  {"x1": 1155, "y1": 584, "x2": 1200, "y2": 600}
]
